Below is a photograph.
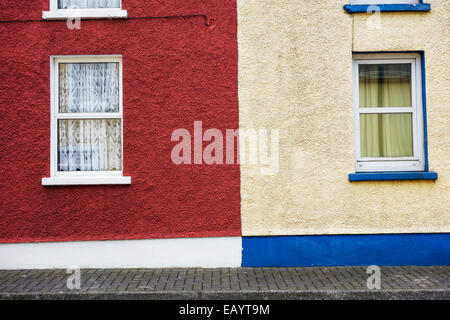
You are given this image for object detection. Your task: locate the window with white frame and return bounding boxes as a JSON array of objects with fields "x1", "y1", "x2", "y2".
[
  {"x1": 42, "y1": 56, "x2": 130, "y2": 185},
  {"x1": 43, "y1": 0, "x2": 127, "y2": 20},
  {"x1": 352, "y1": 54, "x2": 425, "y2": 172}
]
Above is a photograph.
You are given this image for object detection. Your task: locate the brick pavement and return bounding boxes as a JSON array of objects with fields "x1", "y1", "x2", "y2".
[{"x1": 0, "y1": 266, "x2": 448, "y2": 299}]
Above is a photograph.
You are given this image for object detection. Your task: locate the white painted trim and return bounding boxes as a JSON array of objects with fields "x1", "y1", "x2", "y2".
[
  {"x1": 43, "y1": 55, "x2": 129, "y2": 186},
  {"x1": 42, "y1": 9, "x2": 128, "y2": 20},
  {"x1": 0, "y1": 237, "x2": 242, "y2": 269},
  {"x1": 352, "y1": 53, "x2": 425, "y2": 172},
  {"x1": 42, "y1": 176, "x2": 131, "y2": 185}
]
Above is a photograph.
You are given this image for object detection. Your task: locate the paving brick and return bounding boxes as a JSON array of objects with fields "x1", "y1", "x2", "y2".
[{"x1": 0, "y1": 266, "x2": 449, "y2": 298}]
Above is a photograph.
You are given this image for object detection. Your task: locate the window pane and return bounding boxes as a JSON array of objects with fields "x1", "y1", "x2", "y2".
[
  {"x1": 359, "y1": 64, "x2": 412, "y2": 108},
  {"x1": 58, "y1": 0, "x2": 120, "y2": 9},
  {"x1": 59, "y1": 63, "x2": 119, "y2": 113},
  {"x1": 58, "y1": 119, "x2": 121, "y2": 171},
  {"x1": 360, "y1": 113, "x2": 413, "y2": 157}
]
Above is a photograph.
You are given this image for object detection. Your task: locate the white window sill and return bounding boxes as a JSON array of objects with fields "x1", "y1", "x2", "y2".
[
  {"x1": 42, "y1": 176, "x2": 131, "y2": 186},
  {"x1": 42, "y1": 9, "x2": 128, "y2": 20}
]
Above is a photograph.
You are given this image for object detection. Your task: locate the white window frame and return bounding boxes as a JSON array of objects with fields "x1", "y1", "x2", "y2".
[
  {"x1": 352, "y1": 53, "x2": 425, "y2": 172},
  {"x1": 43, "y1": 0, "x2": 127, "y2": 20},
  {"x1": 350, "y1": 0, "x2": 419, "y2": 4},
  {"x1": 42, "y1": 55, "x2": 131, "y2": 186}
]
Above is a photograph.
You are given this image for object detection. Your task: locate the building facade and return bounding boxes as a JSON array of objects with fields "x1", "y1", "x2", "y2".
[{"x1": 0, "y1": 0, "x2": 448, "y2": 268}]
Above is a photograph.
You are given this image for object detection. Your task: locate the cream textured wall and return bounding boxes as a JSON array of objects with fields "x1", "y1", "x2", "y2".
[{"x1": 238, "y1": 0, "x2": 450, "y2": 235}]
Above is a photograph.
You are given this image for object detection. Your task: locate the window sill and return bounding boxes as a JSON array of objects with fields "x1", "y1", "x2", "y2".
[
  {"x1": 42, "y1": 176, "x2": 131, "y2": 186},
  {"x1": 42, "y1": 9, "x2": 128, "y2": 20},
  {"x1": 343, "y1": 4, "x2": 431, "y2": 14},
  {"x1": 349, "y1": 171, "x2": 437, "y2": 181}
]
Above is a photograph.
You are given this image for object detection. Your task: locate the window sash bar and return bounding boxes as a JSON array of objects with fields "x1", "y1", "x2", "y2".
[
  {"x1": 359, "y1": 107, "x2": 413, "y2": 114},
  {"x1": 55, "y1": 113, "x2": 122, "y2": 119}
]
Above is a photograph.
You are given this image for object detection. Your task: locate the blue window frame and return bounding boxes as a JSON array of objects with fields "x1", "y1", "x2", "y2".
[{"x1": 344, "y1": 1, "x2": 431, "y2": 14}]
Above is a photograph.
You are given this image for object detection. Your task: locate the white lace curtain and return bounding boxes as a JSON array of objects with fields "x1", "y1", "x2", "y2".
[
  {"x1": 58, "y1": 0, "x2": 120, "y2": 9},
  {"x1": 58, "y1": 63, "x2": 121, "y2": 172},
  {"x1": 59, "y1": 63, "x2": 119, "y2": 113},
  {"x1": 58, "y1": 119, "x2": 121, "y2": 171}
]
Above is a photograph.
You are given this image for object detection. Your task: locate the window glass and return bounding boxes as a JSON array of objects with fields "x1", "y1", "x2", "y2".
[
  {"x1": 360, "y1": 113, "x2": 413, "y2": 157},
  {"x1": 59, "y1": 63, "x2": 119, "y2": 113},
  {"x1": 58, "y1": 119, "x2": 122, "y2": 171},
  {"x1": 359, "y1": 64, "x2": 412, "y2": 108}
]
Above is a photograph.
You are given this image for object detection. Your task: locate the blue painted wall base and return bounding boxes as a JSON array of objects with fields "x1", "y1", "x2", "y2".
[{"x1": 242, "y1": 234, "x2": 450, "y2": 267}]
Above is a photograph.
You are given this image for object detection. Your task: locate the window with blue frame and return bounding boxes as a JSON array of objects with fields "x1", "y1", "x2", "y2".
[{"x1": 349, "y1": 53, "x2": 437, "y2": 181}]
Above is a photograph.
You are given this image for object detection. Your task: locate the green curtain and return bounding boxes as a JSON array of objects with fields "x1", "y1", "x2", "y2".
[{"x1": 359, "y1": 64, "x2": 413, "y2": 157}]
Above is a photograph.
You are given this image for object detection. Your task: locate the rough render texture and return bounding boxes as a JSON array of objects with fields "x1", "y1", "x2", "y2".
[
  {"x1": 0, "y1": 1, "x2": 241, "y2": 243},
  {"x1": 238, "y1": 0, "x2": 450, "y2": 236}
]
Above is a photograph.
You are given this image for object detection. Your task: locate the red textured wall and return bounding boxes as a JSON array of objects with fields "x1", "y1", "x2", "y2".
[{"x1": 0, "y1": 1, "x2": 240, "y2": 243}]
